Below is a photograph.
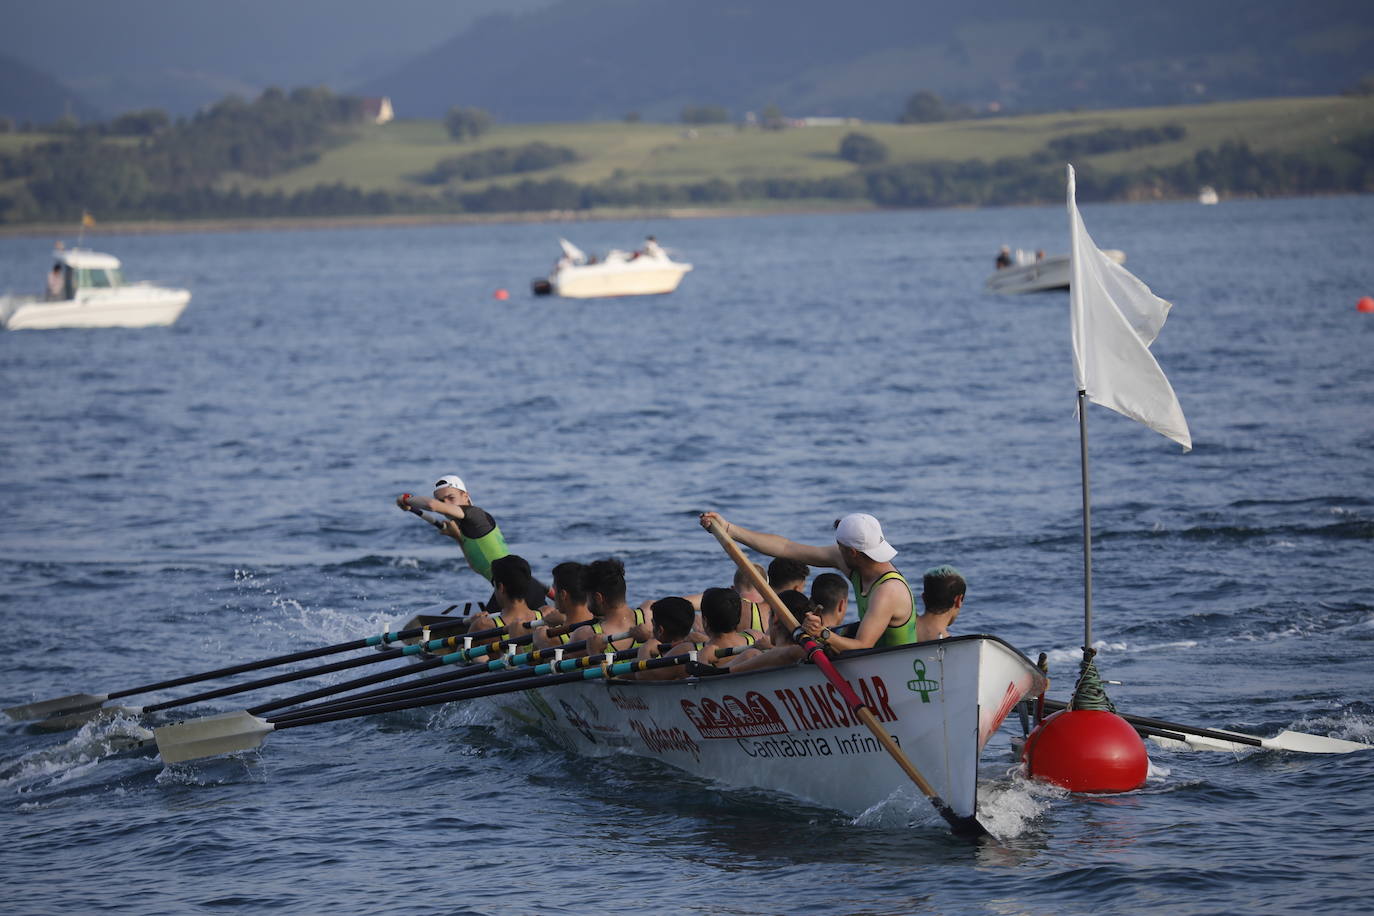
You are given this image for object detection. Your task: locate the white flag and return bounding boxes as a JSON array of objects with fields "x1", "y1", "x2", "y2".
[{"x1": 1068, "y1": 164, "x2": 1191, "y2": 451}]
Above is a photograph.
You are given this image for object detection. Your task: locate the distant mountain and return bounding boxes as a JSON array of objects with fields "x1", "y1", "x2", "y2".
[
  {"x1": 0, "y1": 0, "x2": 552, "y2": 117},
  {"x1": 0, "y1": 54, "x2": 103, "y2": 124},
  {"x1": 358, "y1": 0, "x2": 1374, "y2": 122}
]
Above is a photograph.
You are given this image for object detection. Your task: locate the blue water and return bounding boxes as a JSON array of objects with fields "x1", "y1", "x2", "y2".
[{"x1": 2, "y1": 197, "x2": 1372, "y2": 915}]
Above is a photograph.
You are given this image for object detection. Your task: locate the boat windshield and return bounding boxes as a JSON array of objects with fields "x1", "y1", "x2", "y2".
[{"x1": 74, "y1": 268, "x2": 123, "y2": 289}]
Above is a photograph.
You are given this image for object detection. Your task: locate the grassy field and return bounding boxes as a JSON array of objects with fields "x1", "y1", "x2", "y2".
[{"x1": 216, "y1": 95, "x2": 1374, "y2": 198}]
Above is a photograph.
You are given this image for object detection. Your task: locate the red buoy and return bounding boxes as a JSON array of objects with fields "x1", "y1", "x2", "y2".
[
  {"x1": 494, "y1": 288, "x2": 510, "y2": 300},
  {"x1": 1023, "y1": 709, "x2": 1148, "y2": 793},
  {"x1": 1357, "y1": 296, "x2": 1374, "y2": 313}
]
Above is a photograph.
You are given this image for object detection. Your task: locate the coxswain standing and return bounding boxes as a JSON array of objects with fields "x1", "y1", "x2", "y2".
[{"x1": 397, "y1": 473, "x2": 546, "y2": 610}]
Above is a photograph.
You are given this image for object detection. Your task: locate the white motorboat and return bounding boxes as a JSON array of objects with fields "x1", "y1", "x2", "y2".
[
  {"x1": 985, "y1": 248, "x2": 1126, "y2": 295},
  {"x1": 532, "y1": 237, "x2": 692, "y2": 299},
  {"x1": 0, "y1": 247, "x2": 191, "y2": 330},
  {"x1": 1198, "y1": 186, "x2": 1219, "y2": 205}
]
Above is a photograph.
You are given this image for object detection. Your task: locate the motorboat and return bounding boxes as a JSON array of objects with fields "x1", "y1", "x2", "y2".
[
  {"x1": 531, "y1": 237, "x2": 692, "y2": 299},
  {"x1": 0, "y1": 246, "x2": 191, "y2": 330},
  {"x1": 984, "y1": 247, "x2": 1126, "y2": 295},
  {"x1": 1198, "y1": 186, "x2": 1219, "y2": 205}
]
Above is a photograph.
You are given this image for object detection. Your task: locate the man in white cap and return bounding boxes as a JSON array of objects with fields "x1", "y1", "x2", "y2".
[
  {"x1": 697, "y1": 510, "x2": 918, "y2": 651},
  {"x1": 398, "y1": 474, "x2": 547, "y2": 608}
]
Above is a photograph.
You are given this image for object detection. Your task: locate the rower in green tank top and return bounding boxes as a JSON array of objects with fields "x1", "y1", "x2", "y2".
[
  {"x1": 397, "y1": 473, "x2": 548, "y2": 609},
  {"x1": 697, "y1": 510, "x2": 919, "y2": 653}
]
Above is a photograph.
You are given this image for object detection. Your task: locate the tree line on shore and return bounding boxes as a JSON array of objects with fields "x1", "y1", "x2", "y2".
[{"x1": 1, "y1": 87, "x2": 1370, "y2": 224}]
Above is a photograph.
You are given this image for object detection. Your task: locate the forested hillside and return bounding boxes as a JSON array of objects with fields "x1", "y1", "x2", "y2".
[{"x1": 1, "y1": 89, "x2": 1370, "y2": 226}]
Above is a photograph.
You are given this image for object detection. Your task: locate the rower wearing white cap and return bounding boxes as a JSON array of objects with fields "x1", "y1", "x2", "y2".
[
  {"x1": 398, "y1": 474, "x2": 549, "y2": 612},
  {"x1": 398, "y1": 474, "x2": 512, "y2": 583},
  {"x1": 697, "y1": 510, "x2": 917, "y2": 652}
]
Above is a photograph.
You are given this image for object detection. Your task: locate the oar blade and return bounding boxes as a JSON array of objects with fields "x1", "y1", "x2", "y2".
[
  {"x1": 155, "y1": 711, "x2": 275, "y2": 764},
  {"x1": 4, "y1": 692, "x2": 109, "y2": 721},
  {"x1": 1265, "y1": 730, "x2": 1370, "y2": 754}
]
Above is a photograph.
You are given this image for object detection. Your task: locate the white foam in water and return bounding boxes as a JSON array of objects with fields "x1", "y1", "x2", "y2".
[
  {"x1": 981, "y1": 778, "x2": 1060, "y2": 837},
  {"x1": 1, "y1": 714, "x2": 153, "y2": 793}
]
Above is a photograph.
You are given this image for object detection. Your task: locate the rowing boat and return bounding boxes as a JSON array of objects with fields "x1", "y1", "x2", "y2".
[{"x1": 484, "y1": 634, "x2": 1046, "y2": 820}]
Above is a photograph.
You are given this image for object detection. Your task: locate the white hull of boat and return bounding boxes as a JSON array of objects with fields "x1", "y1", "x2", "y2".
[
  {"x1": 985, "y1": 250, "x2": 1125, "y2": 295},
  {"x1": 487, "y1": 635, "x2": 1045, "y2": 819},
  {"x1": 1, "y1": 287, "x2": 191, "y2": 330},
  {"x1": 553, "y1": 261, "x2": 692, "y2": 299}
]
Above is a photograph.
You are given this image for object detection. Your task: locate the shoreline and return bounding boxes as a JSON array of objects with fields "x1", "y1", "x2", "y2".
[{"x1": 0, "y1": 203, "x2": 879, "y2": 240}]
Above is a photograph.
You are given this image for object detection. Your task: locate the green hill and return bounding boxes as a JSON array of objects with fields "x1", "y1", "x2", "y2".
[
  {"x1": 2, "y1": 92, "x2": 1371, "y2": 226},
  {"x1": 223, "y1": 96, "x2": 1374, "y2": 199}
]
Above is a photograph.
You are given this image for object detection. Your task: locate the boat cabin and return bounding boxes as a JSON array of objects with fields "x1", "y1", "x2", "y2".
[{"x1": 51, "y1": 248, "x2": 124, "y2": 299}]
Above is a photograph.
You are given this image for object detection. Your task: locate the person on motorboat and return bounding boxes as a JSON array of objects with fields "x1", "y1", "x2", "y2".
[
  {"x1": 698, "y1": 511, "x2": 918, "y2": 652},
  {"x1": 46, "y1": 264, "x2": 64, "y2": 300},
  {"x1": 396, "y1": 473, "x2": 546, "y2": 609},
  {"x1": 462, "y1": 554, "x2": 544, "y2": 645},
  {"x1": 995, "y1": 245, "x2": 1013, "y2": 269},
  {"x1": 917, "y1": 565, "x2": 965, "y2": 641},
  {"x1": 642, "y1": 235, "x2": 665, "y2": 258}
]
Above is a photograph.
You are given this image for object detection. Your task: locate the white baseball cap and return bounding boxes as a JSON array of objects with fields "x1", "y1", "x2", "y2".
[
  {"x1": 433, "y1": 474, "x2": 467, "y2": 493},
  {"x1": 834, "y1": 513, "x2": 896, "y2": 563}
]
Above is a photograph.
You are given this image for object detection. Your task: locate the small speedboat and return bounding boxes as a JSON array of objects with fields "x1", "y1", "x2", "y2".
[
  {"x1": 532, "y1": 237, "x2": 692, "y2": 299},
  {"x1": 985, "y1": 248, "x2": 1126, "y2": 295},
  {"x1": 1198, "y1": 186, "x2": 1219, "y2": 205},
  {"x1": 0, "y1": 246, "x2": 191, "y2": 330}
]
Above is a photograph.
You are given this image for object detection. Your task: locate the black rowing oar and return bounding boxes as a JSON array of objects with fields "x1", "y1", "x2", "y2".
[
  {"x1": 1040, "y1": 698, "x2": 1369, "y2": 754},
  {"x1": 706, "y1": 519, "x2": 995, "y2": 840},
  {"x1": 254, "y1": 628, "x2": 627, "y2": 721},
  {"x1": 267, "y1": 644, "x2": 644, "y2": 724},
  {"x1": 4, "y1": 606, "x2": 470, "y2": 722},
  {"x1": 124, "y1": 620, "x2": 550, "y2": 718},
  {"x1": 153, "y1": 651, "x2": 698, "y2": 764}
]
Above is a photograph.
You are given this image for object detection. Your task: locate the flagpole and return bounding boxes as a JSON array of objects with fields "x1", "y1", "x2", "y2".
[{"x1": 1077, "y1": 389, "x2": 1093, "y2": 652}]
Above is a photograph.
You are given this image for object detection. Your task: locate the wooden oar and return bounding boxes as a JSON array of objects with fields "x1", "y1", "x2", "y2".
[
  {"x1": 154, "y1": 651, "x2": 696, "y2": 764},
  {"x1": 705, "y1": 519, "x2": 994, "y2": 840},
  {"x1": 1040, "y1": 698, "x2": 1369, "y2": 754},
  {"x1": 4, "y1": 606, "x2": 470, "y2": 722}
]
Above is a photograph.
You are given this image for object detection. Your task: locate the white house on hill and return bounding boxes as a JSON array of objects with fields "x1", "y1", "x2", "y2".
[{"x1": 361, "y1": 97, "x2": 394, "y2": 125}]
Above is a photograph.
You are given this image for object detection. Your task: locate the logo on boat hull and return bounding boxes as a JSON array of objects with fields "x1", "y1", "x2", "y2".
[
  {"x1": 681, "y1": 691, "x2": 788, "y2": 739},
  {"x1": 906, "y1": 659, "x2": 939, "y2": 702}
]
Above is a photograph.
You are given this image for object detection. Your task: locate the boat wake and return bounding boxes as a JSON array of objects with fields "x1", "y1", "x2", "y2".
[{"x1": 1, "y1": 714, "x2": 152, "y2": 795}]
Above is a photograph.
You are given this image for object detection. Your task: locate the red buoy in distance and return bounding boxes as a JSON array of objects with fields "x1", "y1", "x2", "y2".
[
  {"x1": 1023, "y1": 708, "x2": 1149, "y2": 793},
  {"x1": 1357, "y1": 296, "x2": 1374, "y2": 313},
  {"x1": 494, "y1": 288, "x2": 510, "y2": 300}
]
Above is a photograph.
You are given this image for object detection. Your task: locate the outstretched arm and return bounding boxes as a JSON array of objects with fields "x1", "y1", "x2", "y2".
[{"x1": 698, "y1": 511, "x2": 843, "y2": 569}]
